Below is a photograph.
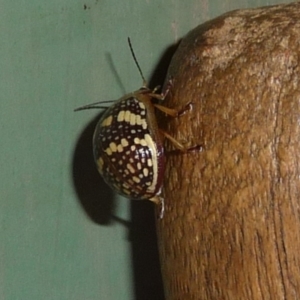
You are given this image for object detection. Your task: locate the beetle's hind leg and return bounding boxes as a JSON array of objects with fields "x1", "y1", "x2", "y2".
[
  {"x1": 159, "y1": 129, "x2": 202, "y2": 153},
  {"x1": 153, "y1": 102, "x2": 192, "y2": 117}
]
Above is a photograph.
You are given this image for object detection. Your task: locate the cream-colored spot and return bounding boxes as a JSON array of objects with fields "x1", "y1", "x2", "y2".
[
  {"x1": 105, "y1": 148, "x2": 112, "y2": 156},
  {"x1": 139, "y1": 102, "x2": 146, "y2": 110},
  {"x1": 97, "y1": 157, "x2": 104, "y2": 171},
  {"x1": 127, "y1": 163, "x2": 135, "y2": 174},
  {"x1": 147, "y1": 158, "x2": 153, "y2": 167},
  {"x1": 141, "y1": 119, "x2": 147, "y2": 129},
  {"x1": 109, "y1": 142, "x2": 117, "y2": 152},
  {"x1": 131, "y1": 145, "x2": 136, "y2": 151},
  {"x1": 136, "y1": 115, "x2": 147, "y2": 130},
  {"x1": 124, "y1": 110, "x2": 131, "y2": 122},
  {"x1": 101, "y1": 115, "x2": 113, "y2": 126},
  {"x1": 122, "y1": 188, "x2": 131, "y2": 195},
  {"x1": 137, "y1": 162, "x2": 142, "y2": 170},
  {"x1": 134, "y1": 137, "x2": 140, "y2": 145},
  {"x1": 128, "y1": 179, "x2": 134, "y2": 185},
  {"x1": 143, "y1": 168, "x2": 149, "y2": 177},
  {"x1": 117, "y1": 144, "x2": 123, "y2": 152},
  {"x1": 122, "y1": 182, "x2": 130, "y2": 189},
  {"x1": 121, "y1": 138, "x2": 129, "y2": 147},
  {"x1": 140, "y1": 139, "x2": 147, "y2": 146},
  {"x1": 130, "y1": 113, "x2": 137, "y2": 125},
  {"x1": 133, "y1": 176, "x2": 140, "y2": 183},
  {"x1": 136, "y1": 115, "x2": 142, "y2": 125},
  {"x1": 117, "y1": 110, "x2": 125, "y2": 122}
]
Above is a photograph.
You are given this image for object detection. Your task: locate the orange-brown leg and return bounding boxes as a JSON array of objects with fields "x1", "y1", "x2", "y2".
[
  {"x1": 154, "y1": 102, "x2": 192, "y2": 117},
  {"x1": 160, "y1": 130, "x2": 186, "y2": 151},
  {"x1": 160, "y1": 129, "x2": 202, "y2": 153}
]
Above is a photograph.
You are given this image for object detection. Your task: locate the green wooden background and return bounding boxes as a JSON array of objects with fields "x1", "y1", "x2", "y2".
[{"x1": 0, "y1": 0, "x2": 291, "y2": 299}]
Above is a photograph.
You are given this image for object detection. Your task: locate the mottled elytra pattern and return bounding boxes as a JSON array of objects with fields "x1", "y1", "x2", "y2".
[{"x1": 93, "y1": 94, "x2": 165, "y2": 200}]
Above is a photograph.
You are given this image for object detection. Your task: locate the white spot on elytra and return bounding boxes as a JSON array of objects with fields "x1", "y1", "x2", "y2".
[
  {"x1": 117, "y1": 144, "x2": 123, "y2": 152},
  {"x1": 121, "y1": 138, "x2": 129, "y2": 147},
  {"x1": 127, "y1": 163, "x2": 135, "y2": 174},
  {"x1": 143, "y1": 168, "x2": 149, "y2": 177}
]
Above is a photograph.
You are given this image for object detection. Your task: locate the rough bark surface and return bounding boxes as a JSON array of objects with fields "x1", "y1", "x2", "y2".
[{"x1": 156, "y1": 3, "x2": 300, "y2": 300}]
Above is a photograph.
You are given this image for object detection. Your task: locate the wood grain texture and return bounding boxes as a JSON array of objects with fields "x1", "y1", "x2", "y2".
[{"x1": 157, "y1": 2, "x2": 300, "y2": 299}]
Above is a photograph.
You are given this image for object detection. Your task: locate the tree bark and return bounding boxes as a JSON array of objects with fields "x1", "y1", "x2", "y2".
[{"x1": 156, "y1": 2, "x2": 300, "y2": 299}]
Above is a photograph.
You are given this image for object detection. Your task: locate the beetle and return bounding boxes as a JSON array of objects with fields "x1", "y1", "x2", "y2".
[{"x1": 75, "y1": 38, "x2": 197, "y2": 218}]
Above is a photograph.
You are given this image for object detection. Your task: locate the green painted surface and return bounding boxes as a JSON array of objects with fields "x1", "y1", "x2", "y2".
[{"x1": 0, "y1": 0, "x2": 291, "y2": 299}]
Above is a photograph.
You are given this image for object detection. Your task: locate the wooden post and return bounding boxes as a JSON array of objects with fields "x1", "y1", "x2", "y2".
[{"x1": 156, "y1": 3, "x2": 300, "y2": 299}]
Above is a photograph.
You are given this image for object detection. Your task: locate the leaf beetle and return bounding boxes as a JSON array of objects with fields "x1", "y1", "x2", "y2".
[{"x1": 75, "y1": 38, "x2": 198, "y2": 218}]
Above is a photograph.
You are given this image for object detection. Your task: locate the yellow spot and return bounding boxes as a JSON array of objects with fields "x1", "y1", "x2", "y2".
[
  {"x1": 143, "y1": 168, "x2": 149, "y2": 177},
  {"x1": 97, "y1": 157, "x2": 104, "y2": 171},
  {"x1": 124, "y1": 110, "x2": 131, "y2": 122},
  {"x1": 133, "y1": 176, "x2": 140, "y2": 183},
  {"x1": 130, "y1": 113, "x2": 137, "y2": 125},
  {"x1": 117, "y1": 110, "x2": 125, "y2": 122},
  {"x1": 109, "y1": 142, "x2": 117, "y2": 152},
  {"x1": 136, "y1": 115, "x2": 142, "y2": 125},
  {"x1": 142, "y1": 120, "x2": 147, "y2": 129},
  {"x1": 131, "y1": 145, "x2": 136, "y2": 151},
  {"x1": 122, "y1": 188, "x2": 131, "y2": 195},
  {"x1": 139, "y1": 102, "x2": 146, "y2": 110},
  {"x1": 105, "y1": 148, "x2": 112, "y2": 155},
  {"x1": 140, "y1": 139, "x2": 147, "y2": 146},
  {"x1": 101, "y1": 115, "x2": 113, "y2": 126},
  {"x1": 147, "y1": 158, "x2": 152, "y2": 167},
  {"x1": 122, "y1": 183, "x2": 130, "y2": 189},
  {"x1": 128, "y1": 179, "x2": 134, "y2": 185},
  {"x1": 127, "y1": 163, "x2": 135, "y2": 173},
  {"x1": 134, "y1": 137, "x2": 140, "y2": 144},
  {"x1": 121, "y1": 138, "x2": 129, "y2": 147},
  {"x1": 117, "y1": 144, "x2": 123, "y2": 152}
]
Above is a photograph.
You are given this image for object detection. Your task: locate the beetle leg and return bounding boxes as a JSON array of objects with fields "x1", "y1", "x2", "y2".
[
  {"x1": 160, "y1": 129, "x2": 202, "y2": 153},
  {"x1": 152, "y1": 85, "x2": 161, "y2": 93},
  {"x1": 149, "y1": 77, "x2": 174, "y2": 100},
  {"x1": 154, "y1": 102, "x2": 192, "y2": 117},
  {"x1": 160, "y1": 130, "x2": 186, "y2": 151}
]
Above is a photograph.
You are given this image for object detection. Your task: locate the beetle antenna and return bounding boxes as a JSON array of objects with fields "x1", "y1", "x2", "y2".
[
  {"x1": 127, "y1": 37, "x2": 147, "y2": 87},
  {"x1": 74, "y1": 100, "x2": 115, "y2": 111}
]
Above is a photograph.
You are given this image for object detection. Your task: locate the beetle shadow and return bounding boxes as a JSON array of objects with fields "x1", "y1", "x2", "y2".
[
  {"x1": 72, "y1": 113, "x2": 115, "y2": 225},
  {"x1": 129, "y1": 41, "x2": 180, "y2": 300}
]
